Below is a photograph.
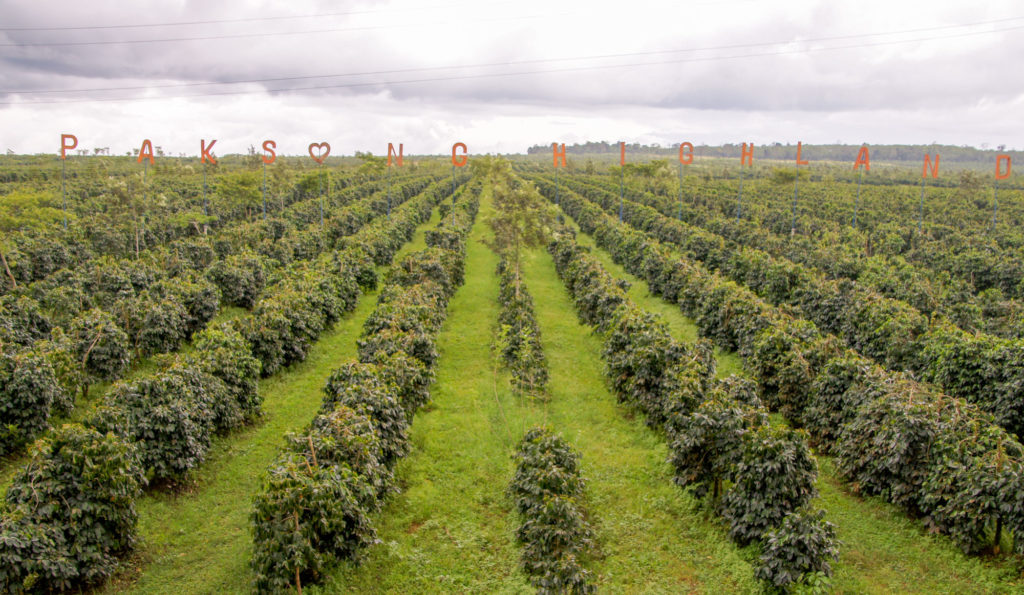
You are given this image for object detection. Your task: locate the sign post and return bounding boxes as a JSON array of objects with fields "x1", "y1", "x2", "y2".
[
  {"x1": 994, "y1": 154, "x2": 1011, "y2": 231},
  {"x1": 679, "y1": 142, "x2": 694, "y2": 220},
  {"x1": 793, "y1": 142, "x2": 809, "y2": 235},
  {"x1": 60, "y1": 134, "x2": 78, "y2": 229},
  {"x1": 308, "y1": 142, "x2": 330, "y2": 228},
  {"x1": 852, "y1": 145, "x2": 870, "y2": 228},
  {"x1": 736, "y1": 142, "x2": 754, "y2": 220}
]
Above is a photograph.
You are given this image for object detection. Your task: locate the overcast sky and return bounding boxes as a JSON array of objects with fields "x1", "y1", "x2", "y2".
[{"x1": 1, "y1": 0, "x2": 1022, "y2": 156}]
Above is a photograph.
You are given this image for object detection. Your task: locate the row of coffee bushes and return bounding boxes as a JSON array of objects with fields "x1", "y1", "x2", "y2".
[
  {"x1": 540, "y1": 182, "x2": 1024, "y2": 558},
  {"x1": 496, "y1": 257, "x2": 548, "y2": 396},
  {"x1": 509, "y1": 427, "x2": 595, "y2": 593},
  {"x1": 587, "y1": 172, "x2": 1024, "y2": 340},
  {"x1": 0, "y1": 176, "x2": 440, "y2": 455},
  {"x1": 564, "y1": 174, "x2": 1024, "y2": 338},
  {"x1": 640, "y1": 171, "x2": 1024, "y2": 298},
  {"x1": 0, "y1": 168, "x2": 355, "y2": 295},
  {"x1": 249, "y1": 183, "x2": 479, "y2": 592},
  {"x1": 548, "y1": 232, "x2": 838, "y2": 590},
  {"x1": 548, "y1": 177, "x2": 1024, "y2": 442},
  {"x1": 0, "y1": 180, "x2": 459, "y2": 594}
]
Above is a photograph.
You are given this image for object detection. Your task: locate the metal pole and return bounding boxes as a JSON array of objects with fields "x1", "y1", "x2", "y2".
[
  {"x1": 736, "y1": 164, "x2": 744, "y2": 220},
  {"x1": 853, "y1": 168, "x2": 863, "y2": 228},
  {"x1": 792, "y1": 172, "x2": 799, "y2": 235},
  {"x1": 555, "y1": 166, "x2": 560, "y2": 209},
  {"x1": 262, "y1": 161, "x2": 267, "y2": 220},
  {"x1": 61, "y1": 157, "x2": 67, "y2": 229},
  {"x1": 918, "y1": 177, "x2": 925, "y2": 233},
  {"x1": 619, "y1": 166, "x2": 624, "y2": 222},
  {"x1": 318, "y1": 164, "x2": 324, "y2": 229},
  {"x1": 202, "y1": 163, "x2": 208, "y2": 216},
  {"x1": 992, "y1": 181, "x2": 998, "y2": 231},
  {"x1": 386, "y1": 166, "x2": 392, "y2": 219},
  {"x1": 678, "y1": 161, "x2": 683, "y2": 220}
]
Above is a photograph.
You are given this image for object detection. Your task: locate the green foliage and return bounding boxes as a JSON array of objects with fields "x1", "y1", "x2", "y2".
[
  {"x1": 213, "y1": 171, "x2": 262, "y2": 218},
  {"x1": 0, "y1": 349, "x2": 62, "y2": 453},
  {"x1": 668, "y1": 387, "x2": 766, "y2": 500},
  {"x1": 190, "y1": 322, "x2": 263, "y2": 423},
  {"x1": 509, "y1": 428, "x2": 595, "y2": 594},
  {"x1": 207, "y1": 250, "x2": 265, "y2": 309},
  {"x1": 0, "y1": 424, "x2": 144, "y2": 593},
  {"x1": 131, "y1": 291, "x2": 189, "y2": 355},
  {"x1": 249, "y1": 453, "x2": 377, "y2": 593},
  {"x1": 68, "y1": 308, "x2": 130, "y2": 388},
  {"x1": 320, "y1": 362, "x2": 409, "y2": 469},
  {"x1": 0, "y1": 296, "x2": 51, "y2": 348},
  {"x1": 755, "y1": 508, "x2": 840, "y2": 593},
  {"x1": 297, "y1": 404, "x2": 392, "y2": 505},
  {"x1": 89, "y1": 368, "x2": 217, "y2": 482},
  {"x1": 721, "y1": 425, "x2": 818, "y2": 544},
  {"x1": 495, "y1": 257, "x2": 548, "y2": 397}
]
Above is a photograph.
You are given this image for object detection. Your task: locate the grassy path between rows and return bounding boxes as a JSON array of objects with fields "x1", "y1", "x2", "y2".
[
  {"x1": 103, "y1": 208, "x2": 442, "y2": 594},
  {"x1": 565, "y1": 217, "x2": 1024, "y2": 593},
  {"x1": 322, "y1": 187, "x2": 757, "y2": 593}
]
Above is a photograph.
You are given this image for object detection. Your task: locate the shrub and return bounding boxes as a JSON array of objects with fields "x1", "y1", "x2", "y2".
[
  {"x1": 755, "y1": 508, "x2": 839, "y2": 592},
  {"x1": 509, "y1": 428, "x2": 594, "y2": 594},
  {"x1": 291, "y1": 405, "x2": 392, "y2": 505},
  {"x1": 667, "y1": 390, "x2": 765, "y2": 501},
  {"x1": 190, "y1": 322, "x2": 262, "y2": 422},
  {"x1": 250, "y1": 453, "x2": 376, "y2": 593},
  {"x1": 68, "y1": 309, "x2": 130, "y2": 393},
  {"x1": 320, "y1": 363, "x2": 409, "y2": 469},
  {"x1": 361, "y1": 350, "x2": 433, "y2": 418},
  {"x1": 90, "y1": 370, "x2": 215, "y2": 482},
  {"x1": 0, "y1": 349, "x2": 62, "y2": 453},
  {"x1": 721, "y1": 425, "x2": 818, "y2": 544},
  {"x1": 207, "y1": 251, "x2": 265, "y2": 309},
  {"x1": 0, "y1": 424, "x2": 144, "y2": 592}
]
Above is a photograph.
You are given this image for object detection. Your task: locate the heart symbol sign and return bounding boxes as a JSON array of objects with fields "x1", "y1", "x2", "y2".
[{"x1": 308, "y1": 142, "x2": 331, "y2": 164}]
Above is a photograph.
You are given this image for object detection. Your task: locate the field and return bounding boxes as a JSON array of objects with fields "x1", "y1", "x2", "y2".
[{"x1": 1, "y1": 151, "x2": 1024, "y2": 594}]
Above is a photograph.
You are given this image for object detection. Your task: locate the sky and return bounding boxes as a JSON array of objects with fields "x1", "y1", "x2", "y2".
[{"x1": 1, "y1": 0, "x2": 1022, "y2": 157}]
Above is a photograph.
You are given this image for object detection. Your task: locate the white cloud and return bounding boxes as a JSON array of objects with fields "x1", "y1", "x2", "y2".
[{"x1": 1, "y1": 0, "x2": 1022, "y2": 154}]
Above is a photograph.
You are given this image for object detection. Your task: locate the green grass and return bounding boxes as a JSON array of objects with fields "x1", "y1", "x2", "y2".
[
  {"x1": 101, "y1": 208, "x2": 442, "y2": 594},
  {"x1": 0, "y1": 302, "x2": 262, "y2": 491},
  {"x1": 571, "y1": 220, "x2": 1024, "y2": 593},
  {"x1": 320, "y1": 185, "x2": 757, "y2": 593},
  {"x1": 568, "y1": 218, "x2": 745, "y2": 378}
]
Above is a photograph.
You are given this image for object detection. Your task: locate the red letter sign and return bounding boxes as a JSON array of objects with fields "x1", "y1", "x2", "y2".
[
  {"x1": 922, "y1": 154, "x2": 940, "y2": 179},
  {"x1": 387, "y1": 143, "x2": 403, "y2": 167},
  {"x1": 620, "y1": 141, "x2": 626, "y2": 166},
  {"x1": 201, "y1": 139, "x2": 217, "y2": 165},
  {"x1": 60, "y1": 134, "x2": 77, "y2": 160},
  {"x1": 853, "y1": 146, "x2": 870, "y2": 171},
  {"x1": 796, "y1": 141, "x2": 809, "y2": 165},
  {"x1": 452, "y1": 142, "x2": 468, "y2": 167},
  {"x1": 679, "y1": 142, "x2": 694, "y2": 165},
  {"x1": 552, "y1": 143, "x2": 567, "y2": 168},
  {"x1": 137, "y1": 139, "x2": 155, "y2": 165},
  {"x1": 262, "y1": 140, "x2": 277, "y2": 165},
  {"x1": 741, "y1": 142, "x2": 754, "y2": 166},
  {"x1": 996, "y1": 154, "x2": 1012, "y2": 180}
]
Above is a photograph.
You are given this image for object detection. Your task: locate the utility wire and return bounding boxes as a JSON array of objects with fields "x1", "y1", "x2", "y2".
[
  {"x1": 2, "y1": 18, "x2": 1020, "y2": 106},
  {"x1": 0, "y1": 12, "x2": 560, "y2": 47},
  {"x1": 4, "y1": 15, "x2": 1022, "y2": 96},
  {"x1": 0, "y1": 1, "x2": 518, "y2": 31}
]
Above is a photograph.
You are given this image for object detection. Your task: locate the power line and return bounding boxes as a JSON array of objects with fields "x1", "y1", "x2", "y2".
[
  {"x1": 0, "y1": 1, "x2": 518, "y2": 31},
  {"x1": 4, "y1": 22, "x2": 1020, "y2": 107},
  {"x1": 0, "y1": 12, "x2": 561, "y2": 48},
  {"x1": 5, "y1": 15, "x2": 1022, "y2": 96}
]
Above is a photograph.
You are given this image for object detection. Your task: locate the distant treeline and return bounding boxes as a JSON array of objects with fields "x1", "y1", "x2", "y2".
[{"x1": 526, "y1": 142, "x2": 1024, "y2": 165}]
